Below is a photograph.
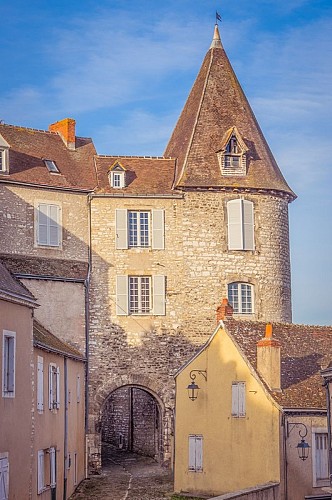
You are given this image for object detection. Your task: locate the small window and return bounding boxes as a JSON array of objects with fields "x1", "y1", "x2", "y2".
[
  {"x1": 312, "y1": 429, "x2": 329, "y2": 487},
  {"x1": 0, "y1": 148, "x2": 9, "y2": 173},
  {"x1": 109, "y1": 162, "x2": 126, "y2": 188},
  {"x1": 37, "y1": 447, "x2": 56, "y2": 494},
  {"x1": 228, "y1": 282, "x2": 254, "y2": 314},
  {"x1": 188, "y1": 435, "x2": 203, "y2": 472},
  {"x1": 2, "y1": 331, "x2": 16, "y2": 398},
  {"x1": 232, "y1": 382, "x2": 246, "y2": 417},
  {"x1": 218, "y1": 128, "x2": 247, "y2": 176},
  {"x1": 116, "y1": 275, "x2": 166, "y2": 316},
  {"x1": 44, "y1": 160, "x2": 59, "y2": 173},
  {"x1": 0, "y1": 456, "x2": 9, "y2": 500},
  {"x1": 36, "y1": 203, "x2": 61, "y2": 247},
  {"x1": 49, "y1": 363, "x2": 60, "y2": 410}
]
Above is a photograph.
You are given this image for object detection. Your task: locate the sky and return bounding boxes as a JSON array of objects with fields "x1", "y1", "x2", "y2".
[{"x1": 0, "y1": 0, "x2": 331, "y2": 325}]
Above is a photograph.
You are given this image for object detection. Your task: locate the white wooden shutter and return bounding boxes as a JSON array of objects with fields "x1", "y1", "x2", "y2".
[
  {"x1": 227, "y1": 199, "x2": 243, "y2": 250},
  {"x1": 76, "y1": 375, "x2": 81, "y2": 403},
  {"x1": 0, "y1": 457, "x2": 9, "y2": 500},
  {"x1": 37, "y1": 450, "x2": 44, "y2": 493},
  {"x1": 56, "y1": 367, "x2": 60, "y2": 409},
  {"x1": 37, "y1": 356, "x2": 44, "y2": 412},
  {"x1": 49, "y1": 205, "x2": 60, "y2": 246},
  {"x1": 49, "y1": 364, "x2": 53, "y2": 409},
  {"x1": 238, "y1": 382, "x2": 246, "y2": 417},
  {"x1": 231, "y1": 383, "x2": 239, "y2": 416},
  {"x1": 38, "y1": 204, "x2": 49, "y2": 245},
  {"x1": 315, "y1": 433, "x2": 329, "y2": 480},
  {"x1": 153, "y1": 275, "x2": 166, "y2": 315},
  {"x1": 152, "y1": 210, "x2": 165, "y2": 249},
  {"x1": 188, "y1": 435, "x2": 196, "y2": 471},
  {"x1": 49, "y1": 447, "x2": 56, "y2": 487},
  {"x1": 116, "y1": 276, "x2": 128, "y2": 315},
  {"x1": 243, "y1": 200, "x2": 254, "y2": 250},
  {"x1": 115, "y1": 209, "x2": 128, "y2": 249},
  {"x1": 195, "y1": 436, "x2": 203, "y2": 471},
  {"x1": 6, "y1": 336, "x2": 15, "y2": 393}
]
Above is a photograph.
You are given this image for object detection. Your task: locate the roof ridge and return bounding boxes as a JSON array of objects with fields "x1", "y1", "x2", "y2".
[
  {"x1": 0, "y1": 123, "x2": 53, "y2": 134},
  {"x1": 97, "y1": 155, "x2": 171, "y2": 160}
]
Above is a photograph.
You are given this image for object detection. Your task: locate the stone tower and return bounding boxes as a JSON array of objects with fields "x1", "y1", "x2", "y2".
[{"x1": 87, "y1": 25, "x2": 295, "y2": 469}]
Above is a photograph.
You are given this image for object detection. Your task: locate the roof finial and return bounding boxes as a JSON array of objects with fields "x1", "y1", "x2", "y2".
[{"x1": 210, "y1": 16, "x2": 223, "y2": 49}]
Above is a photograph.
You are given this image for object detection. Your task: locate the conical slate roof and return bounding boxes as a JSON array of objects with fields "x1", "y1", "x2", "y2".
[{"x1": 165, "y1": 25, "x2": 295, "y2": 199}]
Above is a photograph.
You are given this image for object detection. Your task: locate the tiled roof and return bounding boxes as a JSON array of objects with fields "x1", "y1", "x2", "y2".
[
  {"x1": 0, "y1": 260, "x2": 36, "y2": 303},
  {"x1": 0, "y1": 254, "x2": 88, "y2": 280},
  {"x1": 33, "y1": 319, "x2": 85, "y2": 359},
  {"x1": 224, "y1": 319, "x2": 332, "y2": 410},
  {"x1": 94, "y1": 156, "x2": 177, "y2": 195},
  {"x1": 0, "y1": 124, "x2": 97, "y2": 190},
  {"x1": 164, "y1": 27, "x2": 295, "y2": 199}
]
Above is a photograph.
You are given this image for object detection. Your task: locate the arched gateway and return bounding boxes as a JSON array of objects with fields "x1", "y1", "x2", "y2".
[{"x1": 101, "y1": 385, "x2": 163, "y2": 462}]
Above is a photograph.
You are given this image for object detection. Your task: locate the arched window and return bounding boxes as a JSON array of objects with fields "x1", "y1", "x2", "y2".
[{"x1": 228, "y1": 282, "x2": 254, "y2": 314}]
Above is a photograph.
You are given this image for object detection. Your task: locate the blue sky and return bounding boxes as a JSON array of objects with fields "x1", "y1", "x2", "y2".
[{"x1": 1, "y1": 1, "x2": 331, "y2": 325}]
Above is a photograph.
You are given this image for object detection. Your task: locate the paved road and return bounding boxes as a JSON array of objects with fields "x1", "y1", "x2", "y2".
[{"x1": 70, "y1": 445, "x2": 174, "y2": 500}]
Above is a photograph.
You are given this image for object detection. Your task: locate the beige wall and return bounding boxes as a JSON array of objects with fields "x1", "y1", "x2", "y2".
[
  {"x1": 32, "y1": 348, "x2": 85, "y2": 499},
  {"x1": 0, "y1": 299, "x2": 34, "y2": 500},
  {"x1": 174, "y1": 327, "x2": 280, "y2": 497}
]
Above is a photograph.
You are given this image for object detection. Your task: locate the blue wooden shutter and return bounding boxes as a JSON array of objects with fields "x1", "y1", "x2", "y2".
[
  {"x1": 152, "y1": 210, "x2": 165, "y2": 249},
  {"x1": 115, "y1": 209, "x2": 128, "y2": 249}
]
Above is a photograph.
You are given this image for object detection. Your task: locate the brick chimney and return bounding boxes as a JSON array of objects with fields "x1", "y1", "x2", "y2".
[
  {"x1": 49, "y1": 118, "x2": 76, "y2": 150},
  {"x1": 216, "y1": 298, "x2": 233, "y2": 322},
  {"x1": 256, "y1": 324, "x2": 281, "y2": 391}
]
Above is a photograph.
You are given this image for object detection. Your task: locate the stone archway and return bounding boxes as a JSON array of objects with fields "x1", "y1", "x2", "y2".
[{"x1": 101, "y1": 385, "x2": 162, "y2": 463}]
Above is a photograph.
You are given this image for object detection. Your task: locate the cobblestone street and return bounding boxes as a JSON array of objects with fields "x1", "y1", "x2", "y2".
[{"x1": 70, "y1": 445, "x2": 174, "y2": 500}]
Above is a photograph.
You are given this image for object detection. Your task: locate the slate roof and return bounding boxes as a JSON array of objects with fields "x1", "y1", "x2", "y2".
[
  {"x1": 0, "y1": 260, "x2": 36, "y2": 304},
  {"x1": 0, "y1": 254, "x2": 88, "y2": 281},
  {"x1": 164, "y1": 26, "x2": 295, "y2": 199},
  {"x1": 33, "y1": 319, "x2": 85, "y2": 360},
  {"x1": 0, "y1": 124, "x2": 97, "y2": 191},
  {"x1": 94, "y1": 156, "x2": 177, "y2": 195},
  {"x1": 224, "y1": 319, "x2": 332, "y2": 410}
]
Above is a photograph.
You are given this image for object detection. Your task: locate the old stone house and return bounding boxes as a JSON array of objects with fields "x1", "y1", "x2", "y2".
[{"x1": 0, "y1": 24, "x2": 296, "y2": 472}]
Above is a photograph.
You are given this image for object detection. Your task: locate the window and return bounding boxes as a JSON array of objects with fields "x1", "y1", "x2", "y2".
[
  {"x1": 0, "y1": 456, "x2": 9, "y2": 500},
  {"x1": 0, "y1": 148, "x2": 9, "y2": 173},
  {"x1": 312, "y1": 429, "x2": 329, "y2": 487},
  {"x1": 116, "y1": 275, "x2": 166, "y2": 316},
  {"x1": 109, "y1": 162, "x2": 126, "y2": 188},
  {"x1": 188, "y1": 435, "x2": 203, "y2": 472},
  {"x1": 44, "y1": 160, "x2": 59, "y2": 173},
  {"x1": 2, "y1": 331, "x2": 15, "y2": 398},
  {"x1": 37, "y1": 447, "x2": 56, "y2": 494},
  {"x1": 218, "y1": 127, "x2": 247, "y2": 176},
  {"x1": 37, "y1": 356, "x2": 44, "y2": 413},
  {"x1": 228, "y1": 282, "x2": 254, "y2": 314},
  {"x1": 49, "y1": 363, "x2": 60, "y2": 410},
  {"x1": 37, "y1": 203, "x2": 61, "y2": 247},
  {"x1": 116, "y1": 209, "x2": 165, "y2": 250},
  {"x1": 227, "y1": 199, "x2": 254, "y2": 250},
  {"x1": 232, "y1": 382, "x2": 246, "y2": 417}
]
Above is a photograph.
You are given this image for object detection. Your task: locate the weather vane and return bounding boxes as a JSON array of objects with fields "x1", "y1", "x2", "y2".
[{"x1": 216, "y1": 11, "x2": 222, "y2": 25}]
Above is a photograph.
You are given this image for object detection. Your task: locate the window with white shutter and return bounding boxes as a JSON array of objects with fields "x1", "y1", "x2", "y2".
[
  {"x1": 0, "y1": 456, "x2": 9, "y2": 500},
  {"x1": 2, "y1": 331, "x2": 15, "y2": 398},
  {"x1": 49, "y1": 364, "x2": 60, "y2": 410},
  {"x1": 76, "y1": 375, "x2": 81, "y2": 403},
  {"x1": 227, "y1": 199, "x2": 254, "y2": 250},
  {"x1": 312, "y1": 429, "x2": 329, "y2": 486},
  {"x1": 37, "y1": 203, "x2": 61, "y2": 247},
  {"x1": 49, "y1": 447, "x2": 56, "y2": 488},
  {"x1": 115, "y1": 209, "x2": 165, "y2": 250},
  {"x1": 37, "y1": 356, "x2": 44, "y2": 413},
  {"x1": 37, "y1": 450, "x2": 45, "y2": 494},
  {"x1": 116, "y1": 275, "x2": 166, "y2": 316},
  {"x1": 188, "y1": 435, "x2": 203, "y2": 472},
  {"x1": 232, "y1": 382, "x2": 246, "y2": 417}
]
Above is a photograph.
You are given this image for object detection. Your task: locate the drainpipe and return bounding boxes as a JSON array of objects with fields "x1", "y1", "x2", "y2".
[
  {"x1": 63, "y1": 357, "x2": 68, "y2": 500},
  {"x1": 84, "y1": 194, "x2": 92, "y2": 476},
  {"x1": 323, "y1": 378, "x2": 332, "y2": 486}
]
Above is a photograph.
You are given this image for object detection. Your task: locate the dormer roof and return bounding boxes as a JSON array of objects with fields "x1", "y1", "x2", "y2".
[
  {"x1": 108, "y1": 161, "x2": 127, "y2": 172},
  {"x1": 164, "y1": 25, "x2": 296, "y2": 200}
]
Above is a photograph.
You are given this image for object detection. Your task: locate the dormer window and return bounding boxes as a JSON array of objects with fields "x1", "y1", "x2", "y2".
[
  {"x1": 44, "y1": 159, "x2": 59, "y2": 173},
  {"x1": 217, "y1": 127, "x2": 248, "y2": 176},
  {"x1": 109, "y1": 161, "x2": 126, "y2": 189},
  {"x1": 0, "y1": 135, "x2": 10, "y2": 174}
]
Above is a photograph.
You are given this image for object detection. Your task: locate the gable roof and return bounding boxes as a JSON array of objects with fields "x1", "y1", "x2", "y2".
[
  {"x1": 164, "y1": 25, "x2": 295, "y2": 200},
  {"x1": 0, "y1": 123, "x2": 97, "y2": 191},
  {"x1": 0, "y1": 260, "x2": 37, "y2": 306},
  {"x1": 224, "y1": 319, "x2": 332, "y2": 410},
  {"x1": 94, "y1": 156, "x2": 178, "y2": 196},
  {"x1": 33, "y1": 319, "x2": 85, "y2": 360}
]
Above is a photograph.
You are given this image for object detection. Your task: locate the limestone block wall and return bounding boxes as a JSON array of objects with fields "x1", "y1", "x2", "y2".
[{"x1": 0, "y1": 184, "x2": 89, "y2": 261}]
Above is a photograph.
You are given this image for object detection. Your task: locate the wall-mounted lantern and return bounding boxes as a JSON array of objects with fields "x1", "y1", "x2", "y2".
[
  {"x1": 287, "y1": 422, "x2": 310, "y2": 461},
  {"x1": 187, "y1": 370, "x2": 207, "y2": 401}
]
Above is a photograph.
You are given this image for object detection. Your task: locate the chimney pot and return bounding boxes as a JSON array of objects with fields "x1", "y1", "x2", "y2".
[{"x1": 257, "y1": 323, "x2": 281, "y2": 391}]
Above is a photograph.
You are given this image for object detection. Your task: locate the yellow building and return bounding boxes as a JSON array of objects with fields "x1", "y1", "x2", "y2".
[{"x1": 174, "y1": 302, "x2": 332, "y2": 500}]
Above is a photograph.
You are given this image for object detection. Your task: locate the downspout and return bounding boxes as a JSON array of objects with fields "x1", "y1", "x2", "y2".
[
  {"x1": 282, "y1": 412, "x2": 288, "y2": 500},
  {"x1": 84, "y1": 194, "x2": 92, "y2": 477},
  {"x1": 323, "y1": 378, "x2": 332, "y2": 486},
  {"x1": 63, "y1": 357, "x2": 68, "y2": 500}
]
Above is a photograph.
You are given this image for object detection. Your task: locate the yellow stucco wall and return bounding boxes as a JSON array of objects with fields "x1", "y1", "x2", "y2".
[{"x1": 174, "y1": 326, "x2": 280, "y2": 497}]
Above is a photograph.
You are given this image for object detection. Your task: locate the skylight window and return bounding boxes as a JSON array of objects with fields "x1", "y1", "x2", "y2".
[{"x1": 44, "y1": 159, "x2": 59, "y2": 173}]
